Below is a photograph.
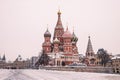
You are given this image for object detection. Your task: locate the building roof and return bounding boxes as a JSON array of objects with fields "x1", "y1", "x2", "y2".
[
  {"x1": 72, "y1": 32, "x2": 78, "y2": 42},
  {"x1": 55, "y1": 10, "x2": 63, "y2": 28},
  {"x1": 44, "y1": 28, "x2": 51, "y2": 37},
  {"x1": 86, "y1": 36, "x2": 94, "y2": 53},
  {"x1": 112, "y1": 55, "x2": 120, "y2": 59},
  {"x1": 62, "y1": 27, "x2": 72, "y2": 38},
  {"x1": 53, "y1": 37, "x2": 60, "y2": 44}
]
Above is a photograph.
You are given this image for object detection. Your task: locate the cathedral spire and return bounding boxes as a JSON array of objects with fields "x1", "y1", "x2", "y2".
[
  {"x1": 56, "y1": 9, "x2": 63, "y2": 28},
  {"x1": 66, "y1": 25, "x2": 68, "y2": 31},
  {"x1": 86, "y1": 36, "x2": 94, "y2": 58},
  {"x1": 86, "y1": 36, "x2": 93, "y2": 52},
  {"x1": 72, "y1": 26, "x2": 75, "y2": 36},
  {"x1": 2, "y1": 54, "x2": 6, "y2": 62},
  {"x1": 66, "y1": 23, "x2": 68, "y2": 31}
]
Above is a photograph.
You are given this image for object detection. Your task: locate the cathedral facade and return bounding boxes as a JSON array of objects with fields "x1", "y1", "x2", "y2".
[{"x1": 42, "y1": 10, "x2": 79, "y2": 65}]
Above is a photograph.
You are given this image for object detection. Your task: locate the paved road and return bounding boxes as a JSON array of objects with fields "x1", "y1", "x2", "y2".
[{"x1": 0, "y1": 69, "x2": 119, "y2": 80}]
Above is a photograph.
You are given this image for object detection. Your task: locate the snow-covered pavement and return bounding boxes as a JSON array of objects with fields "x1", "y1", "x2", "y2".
[{"x1": 0, "y1": 69, "x2": 120, "y2": 80}]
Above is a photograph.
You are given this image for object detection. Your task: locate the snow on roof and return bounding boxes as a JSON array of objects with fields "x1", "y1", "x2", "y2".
[{"x1": 112, "y1": 56, "x2": 120, "y2": 59}]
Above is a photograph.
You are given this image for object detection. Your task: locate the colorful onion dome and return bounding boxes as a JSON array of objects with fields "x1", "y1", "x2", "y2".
[
  {"x1": 53, "y1": 37, "x2": 60, "y2": 43},
  {"x1": 72, "y1": 32, "x2": 78, "y2": 42},
  {"x1": 44, "y1": 28, "x2": 51, "y2": 37},
  {"x1": 62, "y1": 27, "x2": 72, "y2": 38}
]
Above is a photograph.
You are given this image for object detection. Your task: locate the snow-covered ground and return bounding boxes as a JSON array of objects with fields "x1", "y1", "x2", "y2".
[{"x1": 0, "y1": 69, "x2": 119, "y2": 80}]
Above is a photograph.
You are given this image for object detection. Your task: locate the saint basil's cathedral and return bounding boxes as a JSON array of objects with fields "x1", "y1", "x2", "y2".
[{"x1": 42, "y1": 10, "x2": 79, "y2": 65}]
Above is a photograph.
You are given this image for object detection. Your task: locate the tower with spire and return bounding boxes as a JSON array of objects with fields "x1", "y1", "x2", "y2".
[
  {"x1": 53, "y1": 9, "x2": 64, "y2": 44},
  {"x1": 85, "y1": 36, "x2": 95, "y2": 65}
]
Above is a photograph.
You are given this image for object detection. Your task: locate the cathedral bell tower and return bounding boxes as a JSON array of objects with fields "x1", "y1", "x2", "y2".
[
  {"x1": 86, "y1": 36, "x2": 95, "y2": 58},
  {"x1": 85, "y1": 36, "x2": 95, "y2": 65}
]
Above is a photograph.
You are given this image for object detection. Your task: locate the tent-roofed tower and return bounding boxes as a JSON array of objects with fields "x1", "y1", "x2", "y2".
[
  {"x1": 53, "y1": 9, "x2": 64, "y2": 44},
  {"x1": 85, "y1": 36, "x2": 95, "y2": 65},
  {"x1": 56, "y1": 9, "x2": 63, "y2": 28},
  {"x1": 86, "y1": 36, "x2": 95, "y2": 58}
]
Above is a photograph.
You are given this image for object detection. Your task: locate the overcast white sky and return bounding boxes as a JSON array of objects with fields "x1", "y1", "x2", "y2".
[{"x1": 0, "y1": 0, "x2": 120, "y2": 61}]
